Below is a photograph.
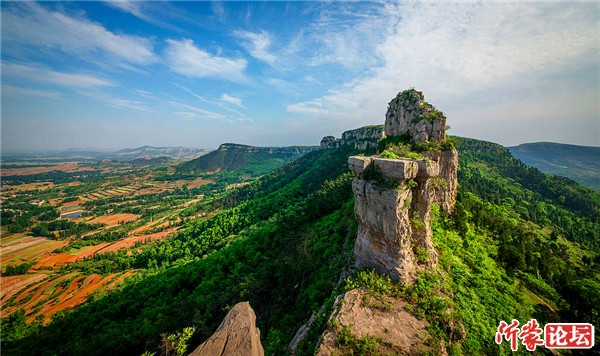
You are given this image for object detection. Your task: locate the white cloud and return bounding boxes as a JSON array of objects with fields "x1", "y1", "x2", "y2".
[
  {"x1": 287, "y1": 101, "x2": 328, "y2": 116},
  {"x1": 2, "y1": 62, "x2": 113, "y2": 89},
  {"x1": 2, "y1": 2, "x2": 156, "y2": 67},
  {"x1": 107, "y1": 1, "x2": 150, "y2": 21},
  {"x1": 164, "y1": 39, "x2": 247, "y2": 82},
  {"x1": 2, "y1": 85, "x2": 61, "y2": 99},
  {"x1": 105, "y1": 98, "x2": 151, "y2": 113},
  {"x1": 175, "y1": 112, "x2": 198, "y2": 122},
  {"x1": 220, "y1": 93, "x2": 243, "y2": 107},
  {"x1": 234, "y1": 30, "x2": 277, "y2": 64},
  {"x1": 287, "y1": 2, "x2": 600, "y2": 145},
  {"x1": 169, "y1": 101, "x2": 227, "y2": 120}
]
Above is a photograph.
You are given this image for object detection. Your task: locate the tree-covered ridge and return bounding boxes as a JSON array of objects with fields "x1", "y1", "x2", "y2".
[
  {"x1": 176, "y1": 143, "x2": 318, "y2": 178},
  {"x1": 456, "y1": 137, "x2": 600, "y2": 251},
  {"x1": 2, "y1": 137, "x2": 599, "y2": 355},
  {"x1": 2, "y1": 147, "x2": 358, "y2": 355},
  {"x1": 508, "y1": 142, "x2": 600, "y2": 191}
]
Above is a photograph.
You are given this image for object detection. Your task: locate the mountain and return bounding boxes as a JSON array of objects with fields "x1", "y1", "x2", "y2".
[
  {"x1": 508, "y1": 142, "x2": 600, "y2": 191},
  {"x1": 128, "y1": 156, "x2": 174, "y2": 166},
  {"x1": 111, "y1": 146, "x2": 209, "y2": 161},
  {"x1": 176, "y1": 143, "x2": 319, "y2": 177},
  {"x1": 3, "y1": 92, "x2": 598, "y2": 355},
  {"x1": 5, "y1": 133, "x2": 598, "y2": 355}
]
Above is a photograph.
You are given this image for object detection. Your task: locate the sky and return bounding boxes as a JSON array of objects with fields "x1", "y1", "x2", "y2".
[{"x1": 1, "y1": 1, "x2": 599, "y2": 152}]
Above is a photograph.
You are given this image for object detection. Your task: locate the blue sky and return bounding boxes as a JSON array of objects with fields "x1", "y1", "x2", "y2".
[{"x1": 1, "y1": 1, "x2": 599, "y2": 152}]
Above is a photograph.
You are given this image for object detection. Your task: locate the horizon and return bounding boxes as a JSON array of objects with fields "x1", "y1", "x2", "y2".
[
  {"x1": 3, "y1": 137, "x2": 600, "y2": 156},
  {"x1": 2, "y1": 1, "x2": 599, "y2": 152}
]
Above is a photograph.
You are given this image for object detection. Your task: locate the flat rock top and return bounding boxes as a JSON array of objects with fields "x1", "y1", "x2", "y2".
[
  {"x1": 317, "y1": 289, "x2": 434, "y2": 355},
  {"x1": 190, "y1": 302, "x2": 264, "y2": 356}
]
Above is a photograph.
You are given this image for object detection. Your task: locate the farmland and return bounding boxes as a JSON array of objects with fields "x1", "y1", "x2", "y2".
[{"x1": 0, "y1": 157, "x2": 228, "y2": 323}]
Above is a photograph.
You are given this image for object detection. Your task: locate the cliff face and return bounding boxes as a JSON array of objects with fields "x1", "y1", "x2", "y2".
[
  {"x1": 349, "y1": 89, "x2": 458, "y2": 283},
  {"x1": 189, "y1": 302, "x2": 264, "y2": 356},
  {"x1": 385, "y1": 89, "x2": 446, "y2": 143},
  {"x1": 321, "y1": 125, "x2": 383, "y2": 150}
]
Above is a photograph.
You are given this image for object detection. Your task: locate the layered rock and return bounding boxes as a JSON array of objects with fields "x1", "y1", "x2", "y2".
[
  {"x1": 349, "y1": 89, "x2": 458, "y2": 282},
  {"x1": 424, "y1": 150, "x2": 459, "y2": 214},
  {"x1": 321, "y1": 125, "x2": 383, "y2": 150},
  {"x1": 385, "y1": 89, "x2": 446, "y2": 143},
  {"x1": 189, "y1": 302, "x2": 264, "y2": 356},
  {"x1": 350, "y1": 157, "x2": 439, "y2": 281}
]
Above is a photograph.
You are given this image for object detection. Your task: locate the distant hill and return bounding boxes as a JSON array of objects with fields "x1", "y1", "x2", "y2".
[
  {"x1": 177, "y1": 143, "x2": 319, "y2": 177},
  {"x1": 508, "y1": 142, "x2": 600, "y2": 190},
  {"x1": 112, "y1": 146, "x2": 209, "y2": 161},
  {"x1": 128, "y1": 156, "x2": 174, "y2": 166},
  {"x1": 2, "y1": 146, "x2": 209, "y2": 162}
]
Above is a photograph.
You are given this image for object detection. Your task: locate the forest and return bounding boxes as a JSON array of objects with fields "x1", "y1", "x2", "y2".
[{"x1": 1, "y1": 137, "x2": 599, "y2": 355}]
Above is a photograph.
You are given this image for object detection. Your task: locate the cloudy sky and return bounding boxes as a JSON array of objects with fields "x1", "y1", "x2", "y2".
[{"x1": 1, "y1": 1, "x2": 599, "y2": 152}]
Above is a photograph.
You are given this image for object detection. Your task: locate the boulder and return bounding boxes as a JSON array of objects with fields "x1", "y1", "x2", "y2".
[{"x1": 189, "y1": 302, "x2": 264, "y2": 356}]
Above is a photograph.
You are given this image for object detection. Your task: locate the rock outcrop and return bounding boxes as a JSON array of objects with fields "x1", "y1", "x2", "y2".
[
  {"x1": 385, "y1": 89, "x2": 446, "y2": 143},
  {"x1": 189, "y1": 302, "x2": 264, "y2": 356},
  {"x1": 316, "y1": 289, "x2": 437, "y2": 355},
  {"x1": 349, "y1": 89, "x2": 458, "y2": 282},
  {"x1": 321, "y1": 125, "x2": 383, "y2": 150}
]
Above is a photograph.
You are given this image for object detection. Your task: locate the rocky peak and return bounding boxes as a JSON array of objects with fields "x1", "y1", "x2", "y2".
[
  {"x1": 385, "y1": 89, "x2": 447, "y2": 143},
  {"x1": 348, "y1": 89, "x2": 458, "y2": 282},
  {"x1": 189, "y1": 302, "x2": 264, "y2": 356}
]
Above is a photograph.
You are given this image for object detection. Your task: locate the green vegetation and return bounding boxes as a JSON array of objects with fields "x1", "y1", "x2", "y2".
[
  {"x1": 508, "y1": 142, "x2": 600, "y2": 191},
  {"x1": 1, "y1": 135, "x2": 598, "y2": 355},
  {"x1": 1, "y1": 262, "x2": 34, "y2": 276},
  {"x1": 377, "y1": 134, "x2": 456, "y2": 156},
  {"x1": 176, "y1": 144, "x2": 317, "y2": 179},
  {"x1": 335, "y1": 324, "x2": 383, "y2": 355}
]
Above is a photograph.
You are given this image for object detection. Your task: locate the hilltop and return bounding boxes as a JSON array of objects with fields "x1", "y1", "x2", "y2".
[
  {"x1": 176, "y1": 143, "x2": 318, "y2": 177},
  {"x1": 508, "y1": 142, "x2": 600, "y2": 190}
]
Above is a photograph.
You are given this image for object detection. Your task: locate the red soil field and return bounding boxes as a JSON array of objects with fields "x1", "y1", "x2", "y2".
[
  {"x1": 1, "y1": 162, "x2": 93, "y2": 176},
  {"x1": 187, "y1": 178, "x2": 214, "y2": 188},
  {"x1": 96, "y1": 230, "x2": 173, "y2": 254},
  {"x1": 1, "y1": 274, "x2": 49, "y2": 304},
  {"x1": 37, "y1": 272, "x2": 136, "y2": 322},
  {"x1": 88, "y1": 213, "x2": 139, "y2": 226},
  {"x1": 2, "y1": 239, "x2": 68, "y2": 268}
]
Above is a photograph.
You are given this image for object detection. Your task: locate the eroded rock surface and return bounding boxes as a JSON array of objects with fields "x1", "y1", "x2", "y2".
[
  {"x1": 316, "y1": 289, "x2": 437, "y2": 355},
  {"x1": 349, "y1": 89, "x2": 458, "y2": 282},
  {"x1": 321, "y1": 126, "x2": 383, "y2": 150},
  {"x1": 189, "y1": 302, "x2": 264, "y2": 356},
  {"x1": 385, "y1": 89, "x2": 446, "y2": 143}
]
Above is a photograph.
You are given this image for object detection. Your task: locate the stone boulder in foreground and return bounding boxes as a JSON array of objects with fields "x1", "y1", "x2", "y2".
[{"x1": 189, "y1": 302, "x2": 264, "y2": 356}]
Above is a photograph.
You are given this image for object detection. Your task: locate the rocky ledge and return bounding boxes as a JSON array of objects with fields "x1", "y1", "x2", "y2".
[{"x1": 348, "y1": 89, "x2": 458, "y2": 283}]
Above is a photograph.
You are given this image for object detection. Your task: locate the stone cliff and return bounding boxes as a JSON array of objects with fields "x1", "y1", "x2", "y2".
[
  {"x1": 189, "y1": 302, "x2": 264, "y2": 356},
  {"x1": 385, "y1": 89, "x2": 447, "y2": 143},
  {"x1": 349, "y1": 89, "x2": 458, "y2": 283},
  {"x1": 321, "y1": 125, "x2": 383, "y2": 150}
]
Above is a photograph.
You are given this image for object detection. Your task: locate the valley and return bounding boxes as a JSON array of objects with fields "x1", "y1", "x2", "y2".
[
  {"x1": 1, "y1": 146, "x2": 307, "y2": 325},
  {"x1": 2, "y1": 127, "x2": 598, "y2": 355}
]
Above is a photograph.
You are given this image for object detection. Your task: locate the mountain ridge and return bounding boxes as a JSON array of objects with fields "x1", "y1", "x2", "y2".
[{"x1": 508, "y1": 142, "x2": 600, "y2": 190}]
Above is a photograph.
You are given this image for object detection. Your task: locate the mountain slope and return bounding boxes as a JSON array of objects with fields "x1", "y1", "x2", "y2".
[
  {"x1": 2, "y1": 137, "x2": 599, "y2": 355},
  {"x1": 111, "y1": 146, "x2": 208, "y2": 161},
  {"x1": 508, "y1": 142, "x2": 600, "y2": 190},
  {"x1": 177, "y1": 143, "x2": 318, "y2": 176}
]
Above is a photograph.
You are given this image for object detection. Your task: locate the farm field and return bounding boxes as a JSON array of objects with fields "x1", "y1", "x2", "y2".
[{"x1": 1, "y1": 157, "x2": 224, "y2": 324}]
